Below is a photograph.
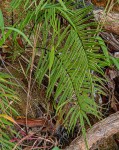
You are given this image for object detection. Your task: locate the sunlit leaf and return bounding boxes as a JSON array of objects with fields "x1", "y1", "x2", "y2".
[
  {"x1": 0, "y1": 114, "x2": 16, "y2": 124},
  {"x1": 49, "y1": 46, "x2": 55, "y2": 71}
]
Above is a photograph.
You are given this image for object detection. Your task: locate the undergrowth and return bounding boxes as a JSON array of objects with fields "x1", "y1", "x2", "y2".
[
  {"x1": 0, "y1": 71, "x2": 19, "y2": 149},
  {"x1": 1, "y1": 0, "x2": 118, "y2": 149}
]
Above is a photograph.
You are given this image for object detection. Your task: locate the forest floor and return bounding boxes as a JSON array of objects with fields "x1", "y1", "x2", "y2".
[{"x1": 0, "y1": 0, "x2": 119, "y2": 150}]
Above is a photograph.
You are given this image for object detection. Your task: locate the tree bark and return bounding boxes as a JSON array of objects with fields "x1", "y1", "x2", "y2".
[
  {"x1": 93, "y1": 9, "x2": 119, "y2": 35},
  {"x1": 64, "y1": 112, "x2": 119, "y2": 150}
]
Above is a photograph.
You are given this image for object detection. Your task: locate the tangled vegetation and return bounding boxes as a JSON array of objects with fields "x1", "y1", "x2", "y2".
[{"x1": 0, "y1": 0, "x2": 119, "y2": 149}]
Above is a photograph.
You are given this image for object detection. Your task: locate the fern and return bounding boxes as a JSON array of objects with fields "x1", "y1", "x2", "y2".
[
  {"x1": 0, "y1": 11, "x2": 20, "y2": 149},
  {"x1": 0, "y1": 71, "x2": 20, "y2": 149},
  {"x1": 33, "y1": 3, "x2": 105, "y2": 131},
  {"x1": 10, "y1": 0, "x2": 107, "y2": 148}
]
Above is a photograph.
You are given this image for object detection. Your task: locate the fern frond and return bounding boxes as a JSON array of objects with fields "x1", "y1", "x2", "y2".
[
  {"x1": 10, "y1": 0, "x2": 107, "y2": 143},
  {"x1": 35, "y1": 4, "x2": 105, "y2": 132}
]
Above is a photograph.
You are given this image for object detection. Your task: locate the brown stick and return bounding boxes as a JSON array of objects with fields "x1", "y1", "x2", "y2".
[{"x1": 65, "y1": 112, "x2": 119, "y2": 150}]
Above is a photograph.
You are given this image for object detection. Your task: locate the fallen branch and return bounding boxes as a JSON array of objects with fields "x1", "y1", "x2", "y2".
[
  {"x1": 93, "y1": 9, "x2": 119, "y2": 35},
  {"x1": 65, "y1": 112, "x2": 119, "y2": 150}
]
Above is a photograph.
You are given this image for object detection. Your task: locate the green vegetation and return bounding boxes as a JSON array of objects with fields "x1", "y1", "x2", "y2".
[{"x1": 0, "y1": 0, "x2": 118, "y2": 149}]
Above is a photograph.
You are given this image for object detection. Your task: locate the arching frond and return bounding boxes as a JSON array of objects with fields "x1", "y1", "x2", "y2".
[{"x1": 34, "y1": 3, "x2": 105, "y2": 132}]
